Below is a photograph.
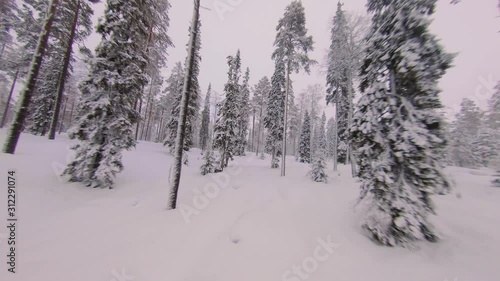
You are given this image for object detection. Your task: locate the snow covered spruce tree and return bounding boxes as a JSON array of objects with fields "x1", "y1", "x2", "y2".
[
  {"x1": 252, "y1": 76, "x2": 271, "y2": 156},
  {"x1": 352, "y1": 0, "x2": 454, "y2": 246},
  {"x1": 26, "y1": 0, "x2": 95, "y2": 137},
  {"x1": 264, "y1": 58, "x2": 286, "y2": 169},
  {"x1": 309, "y1": 112, "x2": 328, "y2": 183},
  {"x1": 3, "y1": 0, "x2": 60, "y2": 154},
  {"x1": 472, "y1": 128, "x2": 497, "y2": 167},
  {"x1": 448, "y1": 98, "x2": 482, "y2": 168},
  {"x1": 235, "y1": 68, "x2": 251, "y2": 156},
  {"x1": 47, "y1": 0, "x2": 97, "y2": 140},
  {"x1": 272, "y1": 0, "x2": 315, "y2": 176},
  {"x1": 134, "y1": 0, "x2": 173, "y2": 143},
  {"x1": 62, "y1": 0, "x2": 152, "y2": 188},
  {"x1": 200, "y1": 149, "x2": 216, "y2": 176},
  {"x1": 484, "y1": 81, "x2": 500, "y2": 164},
  {"x1": 165, "y1": 18, "x2": 201, "y2": 153},
  {"x1": 326, "y1": 117, "x2": 336, "y2": 160},
  {"x1": 326, "y1": 2, "x2": 366, "y2": 176},
  {"x1": 162, "y1": 62, "x2": 184, "y2": 144},
  {"x1": 298, "y1": 110, "x2": 311, "y2": 163},
  {"x1": 0, "y1": 0, "x2": 19, "y2": 62},
  {"x1": 487, "y1": 81, "x2": 500, "y2": 131},
  {"x1": 213, "y1": 50, "x2": 242, "y2": 170},
  {"x1": 199, "y1": 84, "x2": 211, "y2": 151}
]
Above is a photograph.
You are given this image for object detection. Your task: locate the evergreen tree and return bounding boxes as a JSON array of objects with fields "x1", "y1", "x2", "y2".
[
  {"x1": 472, "y1": 127, "x2": 497, "y2": 167},
  {"x1": 0, "y1": 0, "x2": 18, "y2": 62},
  {"x1": 326, "y1": 117, "x2": 336, "y2": 159},
  {"x1": 236, "y1": 67, "x2": 251, "y2": 156},
  {"x1": 135, "y1": 0, "x2": 173, "y2": 143},
  {"x1": 265, "y1": 58, "x2": 286, "y2": 169},
  {"x1": 299, "y1": 110, "x2": 311, "y2": 163},
  {"x1": 62, "y1": 0, "x2": 151, "y2": 188},
  {"x1": 252, "y1": 76, "x2": 271, "y2": 156},
  {"x1": 272, "y1": 0, "x2": 315, "y2": 176},
  {"x1": 200, "y1": 149, "x2": 216, "y2": 175},
  {"x1": 213, "y1": 50, "x2": 242, "y2": 170},
  {"x1": 27, "y1": 0, "x2": 95, "y2": 137},
  {"x1": 486, "y1": 81, "x2": 500, "y2": 133},
  {"x1": 311, "y1": 118, "x2": 320, "y2": 158},
  {"x1": 326, "y1": 2, "x2": 363, "y2": 175},
  {"x1": 3, "y1": 0, "x2": 60, "y2": 154},
  {"x1": 318, "y1": 112, "x2": 327, "y2": 153},
  {"x1": 449, "y1": 98, "x2": 483, "y2": 168},
  {"x1": 27, "y1": 56, "x2": 60, "y2": 135},
  {"x1": 352, "y1": 0, "x2": 454, "y2": 246},
  {"x1": 199, "y1": 84, "x2": 211, "y2": 151},
  {"x1": 163, "y1": 62, "x2": 185, "y2": 147},
  {"x1": 288, "y1": 99, "x2": 301, "y2": 157},
  {"x1": 309, "y1": 155, "x2": 328, "y2": 183},
  {"x1": 309, "y1": 112, "x2": 328, "y2": 183},
  {"x1": 165, "y1": 18, "x2": 201, "y2": 152}
]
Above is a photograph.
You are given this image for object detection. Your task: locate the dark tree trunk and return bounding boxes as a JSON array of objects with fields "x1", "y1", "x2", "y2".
[
  {"x1": 3, "y1": 0, "x2": 60, "y2": 154},
  {"x1": 48, "y1": 0, "x2": 80, "y2": 140},
  {"x1": 0, "y1": 69, "x2": 18, "y2": 128},
  {"x1": 168, "y1": 0, "x2": 200, "y2": 210}
]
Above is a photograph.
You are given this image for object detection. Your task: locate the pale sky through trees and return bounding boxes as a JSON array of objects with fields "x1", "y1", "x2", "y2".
[{"x1": 86, "y1": 0, "x2": 500, "y2": 119}]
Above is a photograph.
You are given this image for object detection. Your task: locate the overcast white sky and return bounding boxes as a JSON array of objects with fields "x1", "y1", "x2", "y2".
[{"x1": 87, "y1": 0, "x2": 500, "y2": 119}]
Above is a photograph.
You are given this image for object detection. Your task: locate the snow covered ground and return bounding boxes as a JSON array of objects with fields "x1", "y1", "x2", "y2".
[{"x1": 0, "y1": 129, "x2": 499, "y2": 281}]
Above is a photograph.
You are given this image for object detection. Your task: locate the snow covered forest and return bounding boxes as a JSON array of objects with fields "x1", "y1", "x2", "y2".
[{"x1": 0, "y1": 0, "x2": 499, "y2": 280}]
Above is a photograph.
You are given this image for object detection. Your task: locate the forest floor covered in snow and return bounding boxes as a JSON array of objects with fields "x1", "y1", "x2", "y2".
[{"x1": 0, "y1": 129, "x2": 499, "y2": 281}]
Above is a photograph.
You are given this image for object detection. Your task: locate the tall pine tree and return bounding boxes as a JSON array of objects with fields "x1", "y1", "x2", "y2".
[
  {"x1": 165, "y1": 18, "x2": 201, "y2": 152},
  {"x1": 235, "y1": 67, "x2": 250, "y2": 156},
  {"x1": 265, "y1": 58, "x2": 286, "y2": 169},
  {"x1": 272, "y1": 0, "x2": 315, "y2": 176}
]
